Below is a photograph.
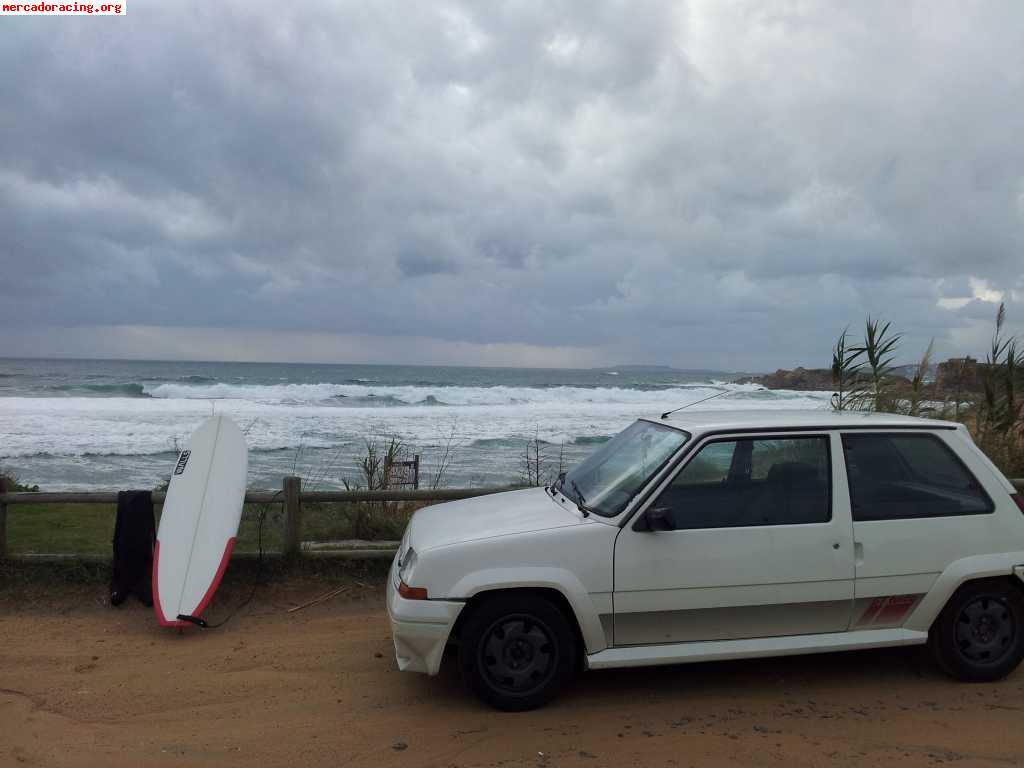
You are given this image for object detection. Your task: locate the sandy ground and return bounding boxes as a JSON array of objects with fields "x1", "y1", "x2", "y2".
[{"x1": 2, "y1": 579, "x2": 1024, "y2": 768}]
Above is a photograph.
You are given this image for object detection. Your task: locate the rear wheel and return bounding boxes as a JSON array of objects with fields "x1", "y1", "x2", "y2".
[
  {"x1": 458, "y1": 594, "x2": 577, "y2": 711},
  {"x1": 929, "y1": 580, "x2": 1024, "y2": 682}
]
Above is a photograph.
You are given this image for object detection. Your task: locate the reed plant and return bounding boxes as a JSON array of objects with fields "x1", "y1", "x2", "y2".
[
  {"x1": 852, "y1": 317, "x2": 903, "y2": 413},
  {"x1": 829, "y1": 304, "x2": 1023, "y2": 475},
  {"x1": 830, "y1": 327, "x2": 864, "y2": 411},
  {"x1": 907, "y1": 339, "x2": 934, "y2": 418},
  {"x1": 974, "y1": 304, "x2": 1024, "y2": 475}
]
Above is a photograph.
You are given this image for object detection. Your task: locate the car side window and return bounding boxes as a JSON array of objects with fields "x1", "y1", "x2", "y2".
[
  {"x1": 841, "y1": 433, "x2": 993, "y2": 521},
  {"x1": 652, "y1": 436, "x2": 831, "y2": 529},
  {"x1": 676, "y1": 441, "x2": 734, "y2": 484}
]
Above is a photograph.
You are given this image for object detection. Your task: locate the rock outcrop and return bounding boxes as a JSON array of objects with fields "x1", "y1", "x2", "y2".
[
  {"x1": 741, "y1": 359, "x2": 984, "y2": 394},
  {"x1": 736, "y1": 367, "x2": 835, "y2": 391}
]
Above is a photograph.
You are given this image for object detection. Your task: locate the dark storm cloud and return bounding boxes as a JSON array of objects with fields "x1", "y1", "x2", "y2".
[{"x1": 1, "y1": 1, "x2": 1023, "y2": 368}]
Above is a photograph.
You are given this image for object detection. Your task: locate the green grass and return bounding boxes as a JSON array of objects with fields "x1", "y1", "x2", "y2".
[
  {"x1": 299, "y1": 500, "x2": 418, "y2": 543},
  {"x1": 8, "y1": 503, "x2": 117, "y2": 555},
  {"x1": 5, "y1": 500, "x2": 418, "y2": 557}
]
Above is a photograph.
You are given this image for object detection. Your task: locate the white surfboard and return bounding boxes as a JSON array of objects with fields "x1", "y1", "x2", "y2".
[{"x1": 154, "y1": 414, "x2": 248, "y2": 627}]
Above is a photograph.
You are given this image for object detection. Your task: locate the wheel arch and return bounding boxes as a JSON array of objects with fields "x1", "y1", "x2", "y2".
[
  {"x1": 925, "y1": 573, "x2": 1024, "y2": 681},
  {"x1": 904, "y1": 554, "x2": 1024, "y2": 633},
  {"x1": 451, "y1": 587, "x2": 585, "y2": 661},
  {"x1": 447, "y1": 569, "x2": 608, "y2": 655}
]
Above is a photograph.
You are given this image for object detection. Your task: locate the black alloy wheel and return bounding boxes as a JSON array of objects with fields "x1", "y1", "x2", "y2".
[
  {"x1": 930, "y1": 579, "x2": 1024, "y2": 682},
  {"x1": 459, "y1": 594, "x2": 578, "y2": 711},
  {"x1": 477, "y1": 613, "x2": 558, "y2": 695},
  {"x1": 953, "y1": 594, "x2": 1017, "y2": 665}
]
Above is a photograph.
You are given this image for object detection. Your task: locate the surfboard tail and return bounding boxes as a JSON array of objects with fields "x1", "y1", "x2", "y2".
[
  {"x1": 188, "y1": 537, "x2": 236, "y2": 620},
  {"x1": 154, "y1": 537, "x2": 236, "y2": 628}
]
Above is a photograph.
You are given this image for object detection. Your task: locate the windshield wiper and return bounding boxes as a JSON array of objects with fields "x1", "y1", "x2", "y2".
[
  {"x1": 570, "y1": 480, "x2": 592, "y2": 518},
  {"x1": 547, "y1": 471, "x2": 566, "y2": 496}
]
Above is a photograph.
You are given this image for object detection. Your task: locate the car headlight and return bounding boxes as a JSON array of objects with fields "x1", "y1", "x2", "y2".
[
  {"x1": 398, "y1": 546, "x2": 417, "y2": 584},
  {"x1": 396, "y1": 547, "x2": 428, "y2": 600}
]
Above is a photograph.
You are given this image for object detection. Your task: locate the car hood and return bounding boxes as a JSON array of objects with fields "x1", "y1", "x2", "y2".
[{"x1": 407, "y1": 487, "x2": 586, "y2": 552}]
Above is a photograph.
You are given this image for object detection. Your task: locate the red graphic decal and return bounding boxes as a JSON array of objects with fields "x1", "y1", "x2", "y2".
[
  {"x1": 876, "y1": 594, "x2": 918, "y2": 623},
  {"x1": 857, "y1": 597, "x2": 885, "y2": 626},
  {"x1": 857, "y1": 594, "x2": 920, "y2": 626}
]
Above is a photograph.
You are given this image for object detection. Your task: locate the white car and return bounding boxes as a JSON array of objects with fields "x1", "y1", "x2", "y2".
[{"x1": 387, "y1": 410, "x2": 1024, "y2": 710}]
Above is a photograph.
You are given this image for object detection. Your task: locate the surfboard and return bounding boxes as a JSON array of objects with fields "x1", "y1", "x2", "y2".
[{"x1": 154, "y1": 414, "x2": 248, "y2": 627}]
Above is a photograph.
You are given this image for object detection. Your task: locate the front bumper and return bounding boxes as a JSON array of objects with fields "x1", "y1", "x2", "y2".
[{"x1": 386, "y1": 559, "x2": 464, "y2": 675}]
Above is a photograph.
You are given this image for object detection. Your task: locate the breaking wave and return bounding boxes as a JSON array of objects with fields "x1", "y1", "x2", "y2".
[
  {"x1": 50, "y1": 383, "x2": 151, "y2": 398},
  {"x1": 139, "y1": 380, "x2": 782, "y2": 407}
]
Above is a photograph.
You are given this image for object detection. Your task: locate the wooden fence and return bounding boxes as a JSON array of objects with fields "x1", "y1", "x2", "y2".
[
  {"x1": 0, "y1": 476, "x2": 509, "y2": 563},
  {"x1": 2, "y1": 477, "x2": 1023, "y2": 564}
]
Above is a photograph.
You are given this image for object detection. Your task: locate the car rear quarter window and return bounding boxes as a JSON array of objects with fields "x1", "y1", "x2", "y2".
[{"x1": 841, "y1": 432, "x2": 993, "y2": 521}]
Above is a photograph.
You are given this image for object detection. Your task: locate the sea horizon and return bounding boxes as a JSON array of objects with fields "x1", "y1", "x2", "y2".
[{"x1": 0, "y1": 355, "x2": 761, "y2": 376}]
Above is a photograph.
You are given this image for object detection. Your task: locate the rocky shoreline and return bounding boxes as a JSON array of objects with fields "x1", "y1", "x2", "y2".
[
  {"x1": 737, "y1": 357, "x2": 988, "y2": 394},
  {"x1": 735, "y1": 367, "x2": 835, "y2": 391}
]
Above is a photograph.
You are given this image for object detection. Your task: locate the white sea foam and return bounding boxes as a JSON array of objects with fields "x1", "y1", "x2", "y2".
[
  {"x1": 144, "y1": 379, "x2": 776, "y2": 404},
  {"x1": 0, "y1": 382, "x2": 832, "y2": 460}
]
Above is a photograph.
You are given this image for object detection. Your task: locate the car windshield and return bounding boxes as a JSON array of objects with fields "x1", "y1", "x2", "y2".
[{"x1": 559, "y1": 420, "x2": 689, "y2": 517}]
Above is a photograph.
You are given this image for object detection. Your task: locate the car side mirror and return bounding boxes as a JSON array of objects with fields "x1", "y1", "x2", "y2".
[{"x1": 641, "y1": 506, "x2": 676, "y2": 532}]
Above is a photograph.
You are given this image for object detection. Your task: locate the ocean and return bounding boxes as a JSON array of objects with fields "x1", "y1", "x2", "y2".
[{"x1": 0, "y1": 358, "x2": 832, "y2": 491}]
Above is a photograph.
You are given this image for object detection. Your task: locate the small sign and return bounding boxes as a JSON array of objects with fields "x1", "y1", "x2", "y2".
[{"x1": 174, "y1": 450, "x2": 191, "y2": 475}]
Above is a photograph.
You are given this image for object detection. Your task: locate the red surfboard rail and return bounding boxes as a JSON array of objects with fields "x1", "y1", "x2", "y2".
[{"x1": 188, "y1": 537, "x2": 236, "y2": 621}]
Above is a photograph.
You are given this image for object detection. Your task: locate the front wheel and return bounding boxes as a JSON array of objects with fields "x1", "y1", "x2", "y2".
[
  {"x1": 929, "y1": 579, "x2": 1024, "y2": 682},
  {"x1": 458, "y1": 594, "x2": 578, "y2": 711}
]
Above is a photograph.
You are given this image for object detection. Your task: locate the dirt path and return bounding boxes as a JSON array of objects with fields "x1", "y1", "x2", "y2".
[{"x1": 2, "y1": 580, "x2": 1024, "y2": 767}]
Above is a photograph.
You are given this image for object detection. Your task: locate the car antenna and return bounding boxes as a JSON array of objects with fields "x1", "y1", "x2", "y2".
[{"x1": 660, "y1": 389, "x2": 731, "y2": 420}]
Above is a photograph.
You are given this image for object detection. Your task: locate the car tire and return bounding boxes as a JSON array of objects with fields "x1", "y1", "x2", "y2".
[
  {"x1": 458, "y1": 593, "x2": 578, "y2": 711},
  {"x1": 929, "y1": 579, "x2": 1024, "y2": 682}
]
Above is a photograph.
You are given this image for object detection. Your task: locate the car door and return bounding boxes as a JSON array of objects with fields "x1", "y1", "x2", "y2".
[
  {"x1": 612, "y1": 432, "x2": 855, "y2": 646},
  {"x1": 841, "y1": 431, "x2": 997, "y2": 629}
]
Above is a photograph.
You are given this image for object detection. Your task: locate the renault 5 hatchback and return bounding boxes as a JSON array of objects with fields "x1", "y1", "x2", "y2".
[{"x1": 387, "y1": 411, "x2": 1024, "y2": 710}]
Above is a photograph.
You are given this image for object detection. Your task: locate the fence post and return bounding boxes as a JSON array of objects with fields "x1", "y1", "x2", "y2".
[
  {"x1": 283, "y1": 476, "x2": 302, "y2": 558},
  {"x1": 0, "y1": 473, "x2": 7, "y2": 560},
  {"x1": 0, "y1": 500, "x2": 7, "y2": 560}
]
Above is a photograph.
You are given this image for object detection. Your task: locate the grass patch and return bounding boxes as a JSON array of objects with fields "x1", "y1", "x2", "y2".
[
  {"x1": 299, "y1": 500, "x2": 420, "y2": 543},
  {"x1": 8, "y1": 503, "x2": 117, "y2": 555}
]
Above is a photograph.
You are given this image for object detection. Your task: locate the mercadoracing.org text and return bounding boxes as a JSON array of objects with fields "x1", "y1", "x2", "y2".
[{"x1": 2, "y1": 2, "x2": 125, "y2": 14}]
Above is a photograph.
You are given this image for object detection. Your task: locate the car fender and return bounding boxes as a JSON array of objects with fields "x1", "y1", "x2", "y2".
[
  {"x1": 449, "y1": 567, "x2": 609, "y2": 654},
  {"x1": 903, "y1": 551, "x2": 1024, "y2": 633}
]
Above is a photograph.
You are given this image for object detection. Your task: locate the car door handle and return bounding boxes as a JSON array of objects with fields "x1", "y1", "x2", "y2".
[{"x1": 832, "y1": 542, "x2": 840, "y2": 550}]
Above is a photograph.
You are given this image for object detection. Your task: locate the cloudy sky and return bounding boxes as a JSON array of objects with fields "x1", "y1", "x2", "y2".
[{"x1": 2, "y1": 1, "x2": 1022, "y2": 371}]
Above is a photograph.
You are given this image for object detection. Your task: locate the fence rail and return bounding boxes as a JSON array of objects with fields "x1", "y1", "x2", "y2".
[
  {"x1": 2, "y1": 477, "x2": 1023, "y2": 563},
  {"x1": 0, "y1": 477, "x2": 513, "y2": 562}
]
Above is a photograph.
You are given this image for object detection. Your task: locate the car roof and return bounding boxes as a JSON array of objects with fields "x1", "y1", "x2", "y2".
[{"x1": 645, "y1": 409, "x2": 961, "y2": 434}]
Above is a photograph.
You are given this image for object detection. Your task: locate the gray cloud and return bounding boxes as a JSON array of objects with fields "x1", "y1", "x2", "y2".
[{"x1": 1, "y1": 0, "x2": 1023, "y2": 369}]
